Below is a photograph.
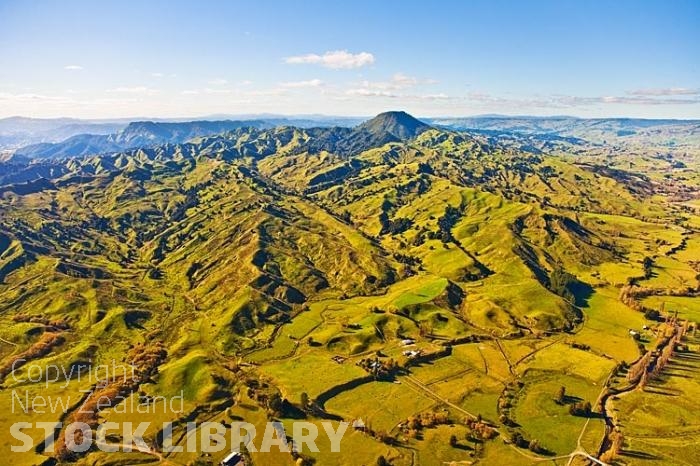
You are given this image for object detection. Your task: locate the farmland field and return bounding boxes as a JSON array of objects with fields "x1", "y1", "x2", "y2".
[{"x1": 1, "y1": 107, "x2": 699, "y2": 466}]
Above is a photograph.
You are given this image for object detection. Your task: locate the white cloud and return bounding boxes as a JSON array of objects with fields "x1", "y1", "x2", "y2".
[
  {"x1": 0, "y1": 92, "x2": 72, "y2": 103},
  {"x1": 107, "y1": 86, "x2": 159, "y2": 95},
  {"x1": 208, "y1": 78, "x2": 228, "y2": 85},
  {"x1": 203, "y1": 87, "x2": 234, "y2": 95},
  {"x1": 64, "y1": 65, "x2": 83, "y2": 70},
  {"x1": 284, "y1": 50, "x2": 375, "y2": 69},
  {"x1": 597, "y1": 95, "x2": 699, "y2": 105},
  {"x1": 345, "y1": 88, "x2": 451, "y2": 101},
  {"x1": 420, "y1": 93, "x2": 450, "y2": 100},
  {"x1": 346, "y1": 88, "x2": 399, "y2": 98},
  {"x1": 280, "y1": 79, "x2": 324, "y2": 88},
  {"x1": 548, "y1": 94, "x2": 700, "y2": 106},
  {"x1": 462, "y1": 91, "x2": 700, "y2": 109},
  {"x1": 242, "y1": 88, "x2": 287, "y2": 97},
  {"x1": 627, "y1": 87, "x2": 699, "y2": 96},
  {"x1": 181, "y1": 88, "x2": 234, "y2": 95},
  {"x1": 343, "y1": 73, "x2": 441, "y2": 99},
  {"x1": 389, "y1": 73, "x2": 418, "y2": 88},
  {"x1": 356, "y1": 73, "x2": 437, "y2": 92},
  {"x1": 151, "y1": 72, "x2": 164, "y2": 78}
]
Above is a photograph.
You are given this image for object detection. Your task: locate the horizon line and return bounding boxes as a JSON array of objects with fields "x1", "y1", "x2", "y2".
[{"x1": 2, "y1": 112, "x2": 700, "y2": 123}]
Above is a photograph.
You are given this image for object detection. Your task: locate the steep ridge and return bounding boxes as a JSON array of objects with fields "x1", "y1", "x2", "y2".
[
  {"x1": 0, "y1": 111, "x2": 676, "y2": 339},
  {"x1": 13, "y1": 119, "x2": 271, "y2": 159}
]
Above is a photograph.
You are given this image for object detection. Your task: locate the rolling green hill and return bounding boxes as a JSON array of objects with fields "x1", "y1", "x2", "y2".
[{"x1": 0, "y1": 112, "x2": 699, "y2": 465}]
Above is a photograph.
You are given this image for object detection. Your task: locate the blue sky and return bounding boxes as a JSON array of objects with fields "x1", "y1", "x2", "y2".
[{"x1": 0, "y1": 0, "x2": 698, "y2": 119}]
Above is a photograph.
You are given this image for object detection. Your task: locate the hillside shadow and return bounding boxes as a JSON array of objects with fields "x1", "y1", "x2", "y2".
[
  {"x1": 641, "y1": 387, "x2": 680, "y2": 397},
  {"x1": 570, "y1": 280, "x2": 594, "y2": 308},
  {"x1": 660, "y1": 371, "x2": 691, "y2": 379},
  {"x1": 621, "y1": 450, "x2": 661, "y2": 460},
  {"x1": 676, "y1": 352, "x2": 700, "y2": 362},
  {"x1": 123, "y1": 310, "x2": 151, "y2": 329},
  {"x1": 558, "y1": 394, "x2": 584, "y2": 405},
  {"x1": 645, "y1": 350, "x2": 700, "y2": 393},
  {"x1": 453, "y1": 443, "x2": 474, "y2": 451},
  {"x1": 666, "y1": 360, "x2": 697, "y2": 371}
]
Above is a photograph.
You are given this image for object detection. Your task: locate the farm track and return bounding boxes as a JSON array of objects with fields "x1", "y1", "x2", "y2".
[
  {"x1": 626, "y1": 427, "x2": 700, "y2": 439},
  {"x1": 242, "y1": 300, "x2": 333, "y2": 363},
  {"x1": 475, "y1": 344, "x2": 489, "y2": 375},
  {"x1": 94, "y1": 440, "x2": 175, "y2": 465},
  {"x1": 513, "y1": 336, "x2": 565, "y2": 366},
  {"x1": 494, "y1": 339, "x2": 516, "y2": 377},
  {"x1": 0, "y1": 336, "x2": 17, "y2": 347},
  {"x1": 402, "y1": 375, "x2": 477, "y2": 420}
]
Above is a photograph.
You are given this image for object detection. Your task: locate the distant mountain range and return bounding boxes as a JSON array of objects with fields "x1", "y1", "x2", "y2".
[
  {"x1": 0, "y1": 111, "x2": 612, "y2": 187},
  {"x1": 0, "y1": 117, "x2": 126, "y2": 150},
  {"x1": 12, "y1": 120, "x2": 272, "y2": 159},
  {"x1": 2, "y1": 113, "x2": 699, "y2": 159},
  {"x1": 0, "y1": 115, "x2": 364, "y2": 152},
  {"x1": 6, "y1": 112, "x2": 432, "y2": 160},
  {"x1": 428, "y1": 116, "x2": 700, "y2": 146}
]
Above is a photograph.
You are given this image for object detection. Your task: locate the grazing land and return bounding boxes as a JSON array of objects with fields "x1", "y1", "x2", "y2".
[{"x1": 0, "y1": 111, "x2": 699, "y2": 465}]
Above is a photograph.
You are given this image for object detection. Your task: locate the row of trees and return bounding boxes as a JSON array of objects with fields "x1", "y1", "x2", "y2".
[
  {"x1": 509, "y1": 432, "x2": 548, "y2": 454},
  {"x1": 627, "y1": 350, "x2": 652, "y2": 383},
  {"x1": 600, "y1": 429, "x2": 624, "y2": 463},
  {"x1": 568, "y1": 401, "x2": 593, "y2": 417},
  {"x1": 56, "y1": 341, "x2": 168, "y2": 461},
  {"x1": 0, "y1": 331, "x2": 66, "y2": 382},
  {"x1": 630, "y1": 319, "x2": 687, "y2": 390},
  {"x1": 646, "y1": 322, "x2": 686, "y2": 385}
]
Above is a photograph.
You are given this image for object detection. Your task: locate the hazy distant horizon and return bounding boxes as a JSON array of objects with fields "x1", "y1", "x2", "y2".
[{"x1": 2, "y1": 112, "x2": 700, "y2": 124}]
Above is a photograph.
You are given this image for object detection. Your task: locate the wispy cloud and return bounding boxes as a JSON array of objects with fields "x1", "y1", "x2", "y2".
[
  {"x1": 419, "y1": 93, "x2": 450, "y2": 101},
  {"x1": 280, "y1": 79, "x2": 324, "y2": 88},
  {"x1": 462, "y1": 91, "x2": 700, "y2": 109},
  {"x1": 151, "y1": 72, "x2": 164, "y2": 78},
  {"x1": 64, "y1": 65, "x2": 83, "y2": 70},
  {"x1": 285, "y1": 50, "x2": 375, "y2": 69},
  {"x1": 0, "y1": 92, "x2": 72, "y2": 103},
  {"x1": 181, "y1": 87, "x2": 232, "y2": 96},
  {"x1": 204, "y1": 88, "x2": 234, "y2": 95},
  {"x1": 357, "y1": 73, "x2": 437, "y2": 92},
  {"x1": 345, "y1": 73, "x2": 441, "y2": 99},
  {"x1": 208, "y1": 78, "x2": 228, "y2": 85},
  {"x1": 386, "y1": 73, "x2": 438, "y2": 88},
  {"x1": 627, "y1": 87, "x2": 700, "y2": 96},
  {"x1": 107, "y1": 86, "x2": 159, "y2": 95},
  {"x1": 597, "y1": 95, "x2": 700, "y2": 105},
  {"x1": 346, "y1": 88, "x2": 450, "y2": 101},
  {"x1": 243, "y1": 88, "x2": 287, "y2": 97},
  {"x1": 346, "y1": 88, "x2": 399, "y2": 98},
  {"x1": 552, "y1": 94, "x2": 700, "y2": 106}
]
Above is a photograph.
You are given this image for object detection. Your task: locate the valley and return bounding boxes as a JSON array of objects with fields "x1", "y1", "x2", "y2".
[{"x1": 0, "y1": 111, "x2": 699, "y2": 466}]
